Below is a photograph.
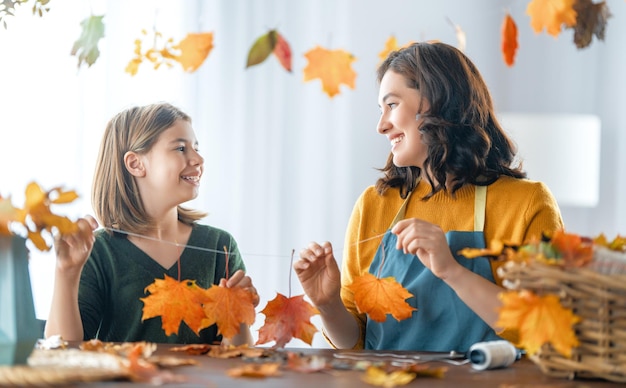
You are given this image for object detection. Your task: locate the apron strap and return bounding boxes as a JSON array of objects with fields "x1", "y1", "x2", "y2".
[
  {"x1": 474, "y1": 185, "x2": 487, "y2": 232},
  {"x1": 389, "y1": 184, "x2": 488, "y2": 232}
]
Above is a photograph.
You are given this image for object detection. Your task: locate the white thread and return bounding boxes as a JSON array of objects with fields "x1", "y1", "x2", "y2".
[{"x1": 105, "y1": 227, "x2": 386, "y2": 259}]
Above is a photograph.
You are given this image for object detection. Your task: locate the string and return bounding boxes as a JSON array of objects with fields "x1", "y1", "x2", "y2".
[{"x1": 105, "y1": 226, "x2": 387, "y2": 259}]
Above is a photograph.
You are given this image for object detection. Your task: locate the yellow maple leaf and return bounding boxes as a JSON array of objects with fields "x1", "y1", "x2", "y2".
[
  {"x1": 347, "y1": 272, "x2": 416, "y2": 323},
  {"x1": 362, "y1": 366, "x2": 416, "y2": 387},
  {"x1": 378, "y1": 36, "x2": 415, "y2": 65},
  {"x1": 526, "y1": 0, "x2": 577, "y2": 37},
  {"x1": 303, "y1": 46, "x2": 356, "y2": 98},
  {"x1": 496, "y1": 290, "x2": 580, "y2": 357},
  {"x1": 201, "y1": 285, "x2": 256, "y2": 340},
  {"x1": 175, "y1": 32, "x2": 214, "y2": 73},
  {"x1": 141, "y1": 275, "x2": 211, "y2": 336},
  {"x1": 0, "y1": 195, "x2": 18, "y2": 235}
]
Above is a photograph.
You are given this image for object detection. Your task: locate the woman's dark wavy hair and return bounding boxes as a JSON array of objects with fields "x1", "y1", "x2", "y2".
[{"x1": 375, "y1": 41, "x2": 525, "y2": 199}]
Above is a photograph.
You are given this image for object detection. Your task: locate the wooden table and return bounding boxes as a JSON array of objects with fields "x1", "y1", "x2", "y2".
[{"x1": 67, "y1": 345, "x2": 621, "y2": 387}]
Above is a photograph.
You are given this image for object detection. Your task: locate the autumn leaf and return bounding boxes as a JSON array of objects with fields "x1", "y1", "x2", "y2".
[
  {"x1": 303, "y1": 46, "x2": 357, "y2": 98},
  {"x1": 256, "y1": 293, "x2": 319, "y2": 348},
  {"x1": 285, "y1": 352, "x2": 328, "y2": 373},
  {"x1": 140, "y1": 275, "x2": 211, "y2": 336},
  {"x1": 362, "y1": 366, "x2": 416, "y2": 387},
  {"x1": 526, "y1": 0, "x2": 577, "y2": 37},
  {"x1": 0, "y1": 195, "x2": 18, "y2": 235},
  {"x1": 175, "y1": 32, "x2": 214, "y2": 72},
  {"x1": 125, "y1": 29, "x2": 179, "y2": 76},
  {"x1": 273, "y1": 32, "x2": 292, "y2": 72},
  {"x1": 550, "y1": 230, "x2": 593, "y2": 267},
  {"x1": 71, "y1": 15, "x2": 105, "y2": 68},
  {"x1": 447, "y1": 18, "x2": 466, "y2": 52},
  {"x1": 572, "y1": 0, "x2": 611, "y2": 49},
  {"x1": 201, "y1": 285, "x2": 256, "y2": 340},
  {"x1": 594, "y1": 233, "x2": 626, "y2": 252},
  {"x1": 458, "y1": 240, "x2": 505, "y2": 259},
  {"x1": 226, "y1": 363, "x2": 281, "y2": 378},
  {"x1": 496, "y1": 290, "x2": 580, "y2": 357},
  {"x1": 347, "y1": 272, "x2": 416, "y2": 323},
  {"x1": 501, "y1": 13, "x2": 518, "y2": 67},
  {"x1": 246, "y1": 29, "x2": 292, "y2": 72}
]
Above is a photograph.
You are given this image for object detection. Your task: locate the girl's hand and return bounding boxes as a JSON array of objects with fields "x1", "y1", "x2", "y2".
[
  {"x1": 220, "y1": 269, "x2": 260, "y2": 307},
  {"x1": 293, "y1": 241, "x2": 342, "y2": 309},
  {"x1": 391, "y1": 218, "x2": 460, "y2": 280},
  {"x1": 54, "y1": 215, "x2": 98, "y2": 273}
]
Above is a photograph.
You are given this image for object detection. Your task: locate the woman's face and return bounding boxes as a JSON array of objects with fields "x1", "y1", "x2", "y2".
[{"x1": 377, "y1": 70, "x2": 429, "y2": 168}]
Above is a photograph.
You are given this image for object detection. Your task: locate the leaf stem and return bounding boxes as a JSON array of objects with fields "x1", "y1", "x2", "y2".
[{"x1": 223, "y1": 245, "x2": 229, "y2": 280}]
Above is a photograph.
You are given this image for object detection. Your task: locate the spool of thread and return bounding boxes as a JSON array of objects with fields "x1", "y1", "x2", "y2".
[{"x1": 468, "y1": 340, "x2": 519, "y2": 370}]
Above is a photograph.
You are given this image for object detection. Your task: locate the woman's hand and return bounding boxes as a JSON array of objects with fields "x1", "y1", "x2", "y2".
[
  {"x1": 293, "y1": 241, "x2": 342, "y2": 309},
  {"x1": 54, "y1": 215, "x2": 98, "y2": 273},
  {"x1": 221, "y1": 269, "x2": 260, "y2": 307},
  {"x1": 391, "y1": 218, "x2": 460, "y2": 280}
]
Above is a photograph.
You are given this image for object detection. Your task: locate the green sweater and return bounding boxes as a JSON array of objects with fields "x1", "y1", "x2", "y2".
[{"x1": 78, "y1": 224, "x2": 245, "y2": 343}]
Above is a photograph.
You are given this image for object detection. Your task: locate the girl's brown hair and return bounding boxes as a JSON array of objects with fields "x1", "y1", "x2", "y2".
[
  {"x1": 375, "y1": 41, "x2": 525, "y2": 199},
  {"x1": 92, "y1": 102, "x2": 207, "y2": 234}
]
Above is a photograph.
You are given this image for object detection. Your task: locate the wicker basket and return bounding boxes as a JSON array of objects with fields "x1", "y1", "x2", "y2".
[{"x1": 498, "y1": 258, "x2": 626, "y2": 383}]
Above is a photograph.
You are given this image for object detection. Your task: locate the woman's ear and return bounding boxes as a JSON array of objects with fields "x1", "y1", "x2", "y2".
[{"x1": 124, "y1": 151, "x2": 145, "y2": 177}]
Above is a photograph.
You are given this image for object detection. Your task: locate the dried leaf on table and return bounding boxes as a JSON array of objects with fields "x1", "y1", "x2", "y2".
[
  {"x1": 140, "y1": 275, "x2": 211, "y2": 336},
  {"x1": 572, "y1": 0, "x2": 612, "y2": 48},
  {"x1": 175, "y1": 32, "x2": 214, "y2": 72},
  {"x1": 362, "y1": 365, "x2": 416, "y2": 387},
  {"x1": 348, "y1": 272, "x2": 416, "y2": 323},
  {"x1": 501, "y1": 13, "x2": 518, "y2": 67},
  {"x1": 71, "y1": 15, "x2": 105, "y2": 68},
  {"x1": 303, "y1": 46, "x2": 357, "y2": 98},
  {"x1": 285, "y1": 352, "x2": 329, "y2": 373},
  {"x1": 201, "y1": 285, "x2": 256, "y2": 340},
  {"x1": 526, "y1": 0, "x2": 577, "y2": 37},
  {"x1": 256, "y1": 293, "x2": 319, "y2": 348},
  {"x1": 225, "y1": 363, "x2": 282, "y2": 378},
  {"x1": 496, "y1": 290, "x2": 580, "y2": 357}
]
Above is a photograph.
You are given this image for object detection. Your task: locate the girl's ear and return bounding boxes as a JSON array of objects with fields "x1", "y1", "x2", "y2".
[{"x1": 124, "y1": 151, "x2": 145, "y2": 177}]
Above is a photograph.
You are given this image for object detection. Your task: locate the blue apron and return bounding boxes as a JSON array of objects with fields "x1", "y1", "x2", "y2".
[{"x1": 365, "y1": 185, "x2": 501, "y2": 352}]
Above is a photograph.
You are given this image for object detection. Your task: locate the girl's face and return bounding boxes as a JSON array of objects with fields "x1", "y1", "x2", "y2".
[
  {"x1": 138, "y1": 119, "x2": 204, "y2": 210},
  {"x1": 377, "y1": 70, "x2": 429, "y2": 168}
]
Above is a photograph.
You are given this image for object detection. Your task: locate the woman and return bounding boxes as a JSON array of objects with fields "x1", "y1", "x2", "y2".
[{"x1": 294, "y1": 42, "x2": 563, "y2": 352}]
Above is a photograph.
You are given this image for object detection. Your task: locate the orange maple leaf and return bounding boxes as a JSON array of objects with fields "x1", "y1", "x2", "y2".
[
  {"x1": 526, "y1": 0, "x2": 577, "y2": 37},
  {"x1": 362, "y1": 365, "x2": 416, "y2": 387},
  {"x1": 496, "y1": 290, "x2": 580, "y2": 357},
  {"x1": 175, "y1": 32, "x2": 214, "y2": 73},
  {"x1": 347, "y1": 272, "x2": 416, "y2": 323},
  {"x1": 303, "y1": 46, "x2": 356, "y2": 98},
  {"x1": 201, "y1": 285, "x2": 256, "y2": 340},
  {"x1": 501, "y1": 13, "x2": 518, "y2": 67},
  {"x1": 140, "y1": 275, "x2": 211, "y2": 336},
  {"x1": 256, "y1": 293, "x2": 319, "y2": 348},
  {"x1": 550, "y1": 230, "x2": 593, "y2": 267},
  {"x1": 0, "y1": 195, "x2": 18, "y2": 235}
]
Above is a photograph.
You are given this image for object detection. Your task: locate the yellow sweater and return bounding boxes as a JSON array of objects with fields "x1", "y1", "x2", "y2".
[{"x1": 339, "y1": 176, "x2": 564, "y2": 349}]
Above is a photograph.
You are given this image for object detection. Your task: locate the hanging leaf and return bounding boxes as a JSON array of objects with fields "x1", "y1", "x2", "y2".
[
  {"x1": 175, "y1": 32, "x2": 214, "y2": 72},
  {"x1": 0, "y1": 0, "x2": 50, "y2": 29},
  {"x1": 273, "y1": 32, "x2": 292, "y2": 72},
  {"x1": 125, "y1": 29, "x2": 179, "y2": 76},
  {"x1": 526, "y1": 0, "x2": 577, "y2": 37},
  {"x1": 347, "y1": 272, "x2": 416, "y2": 323},
  {"x1": 378, "y1": 36, "x2": 414, "y2": 65},
  {"x1": 303, "y1": 46, "x2": 357, "y2": 98},
  {"x1": 496, "y1": 290, "x2": 580, "y2": 357},
  {"x1": 501, "y1": 13, "x2": 518, "y2": 67},
  {"x1": 246, "y1": 30, "x2": 277, "y2": 68},
  {"x1": 256, "y1": 293, "x2": 319, "y2": 348},
  {"x1": 572, "y1": 0, "x2": 611, "y2": 49},
  {"x1": 201, "y1": 285, "x2": 256, "y2": 341},
  {"x1": 70, "y1": 15, "x2": 105, "y2": 68},
  {"x1": 447, "y1": 17, "x2": 466, "y2": 52},
  {"x1": 140, "y1": 275, "x2": 212, "y2": 336}
]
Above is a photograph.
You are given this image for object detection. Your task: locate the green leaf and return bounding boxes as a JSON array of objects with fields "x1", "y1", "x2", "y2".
[
  {"x1": 70, "y1": 15, "x2": 105, "y2": 68},
  {"x1": 245, "y1": 30, "x2": 277, "y2": 68}
]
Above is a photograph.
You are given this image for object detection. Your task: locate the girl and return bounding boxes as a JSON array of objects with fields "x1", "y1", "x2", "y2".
[
  {"x1": 46, "y1": 102, "x2": 258, "y2": 345},
  {"x1": 294, "y1": 42, "x2": 563, "y2": 352}
]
